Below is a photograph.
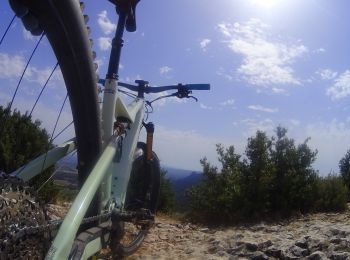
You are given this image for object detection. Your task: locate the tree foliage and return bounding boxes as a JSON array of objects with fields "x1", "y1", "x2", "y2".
[
  {"x1": 187, "y1": 126, "x2": 347, "y2": 224},
  {"x1": 0, "y1": 106, "x2": 59, "y2": 202},
  {"x1": 339, "y1": 149, "x2": 350, "y2": 198},
  {"x1": 315, "y1": 174, "x2": 347, "y2": 212},
  {"x1": 157, "y1": 169, "x2": 177, "y2": 213}
]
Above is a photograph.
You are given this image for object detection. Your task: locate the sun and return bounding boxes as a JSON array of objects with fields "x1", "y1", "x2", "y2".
[{"x1": 249, "y1": 0, "x2": 281, "y2": 9}]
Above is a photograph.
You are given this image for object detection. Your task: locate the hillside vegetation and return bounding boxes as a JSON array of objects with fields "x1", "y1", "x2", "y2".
[{"x1": 186, "y1": 126, "x2": 349, "y2": 224}]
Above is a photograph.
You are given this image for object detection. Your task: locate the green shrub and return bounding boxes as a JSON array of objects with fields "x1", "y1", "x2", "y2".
[
  {"x1": 339, "y1": 150, "x2": 350, "y2": 199},
  {"x1": 186, "y1": 127, "x2": 346, "y2": 225},
  {"x1": 0, "y1": 106, "x2": 59, "y2": 202},
  {"x1": 315, "y1": 174, "x2": 348, "y2": 212},
  {"x1": 157, "y1": 169, "x2": 177, "y2": 213}
]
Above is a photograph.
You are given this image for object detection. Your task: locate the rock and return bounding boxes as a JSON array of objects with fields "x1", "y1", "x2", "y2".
[
  {"x1": 286, "y1": 233, "x2": 294, "y2": 239},
  {"x1": 208, "y1": 237, "x2": 216, "y2": 242},
  {"x1": 251, "y1": 224, "x2": 266, "y2": 232},
  {"x1": 207, "y1": 245, "x2": 225, "y2": 254},
  {"x1": 306, "y1": 237, "x2": 322, "y2": 251},
  {"x1": 122, "y1": 210, "x2": 350, "y2": 259},
  {"x1": 265, "y1": 247, "x2": 283, "y2": 258},
  {"x1": 184, "y1": 248, "x2": 194, "y2": 254},
  {"x1": 330, "y1": 238, "x2": 343, "y2": 244},
  {"x1": 295, "y1": 240, "x2": 308, "y2": 249},
  {"x1": 227, "y1": 244, "x2": 245, "y2": 255},
  {"x1": 158, "y1": 234, "x2": 168, "y2": 240},
  {"x1": 156, "y1": 223, "x2": 173, "y2": 229},
  {"x1": 266, "y1": 226, "x2": 279, "y2": 232},
  {"x1": 289, "y1": 245, "x2": 310, "y2": 257},
  {"x1": 258, "y1": 240, "x2": 273, "y2": 250},
  {"x1": 250, "y1": 251, "x2": 269, "y2": 260},
  {"x1": 328, "y1": 227, "x2": 350, "y2": 238},
  {"x1": 245, "y1": 242, "x2": 258, "y2": 251},
  {"x1": 232, "y1": 233, "x2": 244, "y2": 240},
  {"x1": 329, "y1": 252, "x2": 350, "y2": 260},
  {"x1": 307, "y1": 251, "x2": 328, "y2": 260},
  {"x1": 217, "y1": 250, "x2": 228, "y2": 257}
]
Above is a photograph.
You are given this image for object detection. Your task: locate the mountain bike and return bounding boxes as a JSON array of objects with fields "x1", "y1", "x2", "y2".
[{"x1": 0, "y1": 0, "x2": 209, "y2": 259}]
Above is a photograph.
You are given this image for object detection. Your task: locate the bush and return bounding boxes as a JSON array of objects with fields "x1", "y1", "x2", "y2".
[
  {"x1": 339, "y1": 150, "x2": 350, "y2": 199},
  {"x1": 157, "y1": 169, "x2": 177, "y2": 213},
  {"x1": 315, "y1": 174, "x2": 348, "y2": 212},
  {"x1": 186, "y1": 126, "x2": 346, "y2": 225},
  {"x1": 187, "y1": 154, "x2": 244, "y2": 223},
  {"x1": 0, "y1": 106, "x2": 59, "y2": 202}
]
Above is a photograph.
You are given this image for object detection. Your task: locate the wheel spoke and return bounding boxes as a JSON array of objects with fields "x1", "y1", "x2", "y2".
[
  {"x1": 7, "y1": 33, "x2": 45, "y2": 112},
  {"x1": 30, "y1": 62, "x2": 59, "y2": 116},
  {"x1": 0, "y1": 15, "x2": 16, "y2": 46}
]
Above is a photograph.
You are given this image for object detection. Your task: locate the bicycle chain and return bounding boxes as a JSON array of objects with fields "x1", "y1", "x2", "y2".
[{"x1": 0, "y1": 174, "x2": 112, "y2": 259}]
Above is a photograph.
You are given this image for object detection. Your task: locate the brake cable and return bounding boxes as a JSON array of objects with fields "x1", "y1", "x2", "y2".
[{"x1": 148, "y1": 90, "x2": 198, "y2": 105}]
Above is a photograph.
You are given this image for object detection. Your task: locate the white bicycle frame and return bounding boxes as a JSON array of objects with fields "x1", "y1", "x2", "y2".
[
  {"x1": 49, "y1": 77, "x2": 145, "y2": 259},
  {"x1": 9, "y1": 3, "x2": 209, "y2": 259}
]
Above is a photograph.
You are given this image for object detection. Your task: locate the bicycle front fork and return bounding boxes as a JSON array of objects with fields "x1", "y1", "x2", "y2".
[{"x1": 143, "y1": 122, "x2": 155, "y2": 161}]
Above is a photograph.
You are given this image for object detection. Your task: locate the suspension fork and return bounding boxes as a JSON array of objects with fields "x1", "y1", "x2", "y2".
[{"x1": 143, "y1": 122, "x2": 155, "y2": 161}]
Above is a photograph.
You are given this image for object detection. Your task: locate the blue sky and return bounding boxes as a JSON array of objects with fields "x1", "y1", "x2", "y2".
[{"x1": 1, "y1": 0, "x2": 350, "y2": 174}]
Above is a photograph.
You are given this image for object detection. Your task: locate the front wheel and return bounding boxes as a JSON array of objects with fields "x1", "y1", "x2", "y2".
[{"x1": 112, "y1": 142, "x2": 161, "y2": 257}]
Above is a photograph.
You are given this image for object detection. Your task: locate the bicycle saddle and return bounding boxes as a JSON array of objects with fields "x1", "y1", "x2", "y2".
[{"x1": 109, "y1": 0, "x2": 140, "y2": 32}]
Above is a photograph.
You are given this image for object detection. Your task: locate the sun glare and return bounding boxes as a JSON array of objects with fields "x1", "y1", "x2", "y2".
[{"x1": 249, "y1": 0, "x2": 281, "y2": 9}]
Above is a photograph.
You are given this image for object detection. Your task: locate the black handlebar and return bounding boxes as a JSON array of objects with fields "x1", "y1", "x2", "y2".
[{"x1": 117, "y1": 81, "x2": 210, "y2": 94}]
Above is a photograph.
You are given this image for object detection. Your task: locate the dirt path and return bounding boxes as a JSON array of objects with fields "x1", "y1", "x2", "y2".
[{"x1": 47, "y1": 205, "x2": 350, "y2": 259}]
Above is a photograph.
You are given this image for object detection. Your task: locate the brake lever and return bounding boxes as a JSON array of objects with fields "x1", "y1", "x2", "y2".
[
  {"x1": 188, "y1": 96, "x2": 198, "y2": 102},
  {"x1": 176, "y1": 89, "x2": 198, "y2": 102}
]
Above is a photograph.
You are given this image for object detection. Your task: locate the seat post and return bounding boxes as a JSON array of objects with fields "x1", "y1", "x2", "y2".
[{"x1": 106, "y1": 12, "x2": 127, "y2": 80}]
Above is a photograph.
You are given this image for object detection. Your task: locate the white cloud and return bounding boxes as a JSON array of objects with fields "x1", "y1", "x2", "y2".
[
  {"x1": 272, "y1": 87, "x2": 288, "y2": 94},
  {"x1": 218, "y1": 19, "x2": 308, "y2": 87},
  {"x1": 217, "y1": 23, "x2": 231, "y2": 37},
  {"x1": 0, "y1": 52, "x2": 62, "y2": 87},
  {"x1": 305, "y1": 120, "x2": 350, "y2": 174},
  {"x1": 315, "y1": 48, "x2": 326, "y2": 53},
  {"x1": 326, "y1": 70, "x2": 350, "y2": 100},
  {"x1": 98, "y1": 37, "x2": 112, "y2": 51},
  {"x1": 248, "y1": 105, "x2": 278, "y2": 113},
  {"x1": 216, "y1": 67, "x2": 234, "y2": 81},
  {"x1": 0, "y1": 53, "x2": 25, "y2": 79},
  {"x1": 151, "y1": 125, "x2": 221, "y2": 170},
  {"x1": 199, "y1": 38, "x2": 211, "y2": 51},
  {"x1": 97, "y1": 10, "x2": 116, "y2": 35},
  {"x1": 220, "y1": 99, "x2": 235, "y2": 106},
  {"x1": 22, "y1": 28, "x2": 34, "y2": 41},
  {"x1": 241, "y1": 118, "x2": 275, "y2": 136},
  {"x1": 159, "y1": 66, "x2": 172, "y2": 75},
  {"x1": 317, "y1": 69, "x2": 338, "y2": 80},
  {"x1": 289, "y1": 119, "x2": 300, "y2": 126},
  {"x1": 24, "y1": 66, "x2": 62, "y2": 86},
  {"x1": 94, "y1": 58, "x2": 104, "y2": 73},
  {"x1": 200, "y1": 103, "x2": 212, "y2": 110}
]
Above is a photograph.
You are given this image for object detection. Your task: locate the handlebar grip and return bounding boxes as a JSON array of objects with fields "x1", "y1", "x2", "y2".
[{"x1": 184, "y1": 84, "x2": 210, "y2": 91}]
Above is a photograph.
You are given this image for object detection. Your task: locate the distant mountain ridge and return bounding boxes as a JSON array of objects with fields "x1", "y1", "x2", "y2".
[
  {"x1": 162, "y1": 167, "x2": 203, "y2": 209},
  {"x1": 162, "y1": 166, "x2": 201, "y2": 180},
  {"x1": 54, "y1": 157, "x2": 203, "y2": 207}
]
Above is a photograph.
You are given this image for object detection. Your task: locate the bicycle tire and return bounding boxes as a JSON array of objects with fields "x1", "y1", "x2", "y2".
[
  {"x1": 9, "y1": 0, "x2": 102, "y2": 216},
  {"x1": 113, "y1": 142, "x2": 161, "y2": 257}
]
